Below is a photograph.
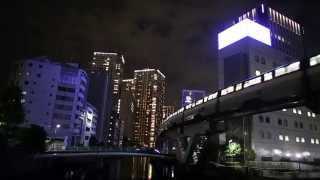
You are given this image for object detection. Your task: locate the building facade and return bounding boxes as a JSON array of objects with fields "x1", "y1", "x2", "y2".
[
  {"x1": 218, "y1": 7, "x2": 320, "y2": 162},
  {"x1": 221, "y1": 3, "x2": 304, "y2": 59},
  {"x1": 133, "y1": 69, "x2": 166, "y2": 148},
  {"x1": 119, "y1": 79, "x2": 136, "y2": 146},
  {"x1": 162, "y1": 105, "x2": 175, "y2": 123},
  {"x1": 81, "y1": 103, "x2": 98, "y2": 146},
  {"x1": 15, "y1": 57, "x2": 89, "y2": 146},
  {"x1": 88, "y1": 52, "x2": 124, "y2": 146}
]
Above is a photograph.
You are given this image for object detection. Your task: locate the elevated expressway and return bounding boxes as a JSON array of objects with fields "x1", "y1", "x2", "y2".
[{"x1": 158, "y1": 56, "x2": 320, "y2": 164}]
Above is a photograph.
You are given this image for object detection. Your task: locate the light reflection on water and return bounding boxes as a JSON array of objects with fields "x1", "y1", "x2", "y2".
[{"x1": 34, "y1": 156, "x2": 176, "y2": 180}]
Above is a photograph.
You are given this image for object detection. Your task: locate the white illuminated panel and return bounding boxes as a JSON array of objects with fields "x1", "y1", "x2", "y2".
[
  {"x1": 218, "y1": 19, "x2": 271, "y2": 50},
  {"x1": 264, "y1": 72, "x2": 273, "y2": 81},
  {"x1": 310, "y1": 54, "x2": 320, "y2": 66},
  {"x1": 208, "y1": 92, "x2": 218, "y2": 100},
  {"x1": 196, "y1": 99, "x2": 203, "y2": 105},
  {"x1": 243, "y1": 76, "x2": 262, "y2": 88},
  {"x1": 235, "y1": 83, "x2": 242, "y2": 91},
  {"x1": 221, "y1": 86, "x2": 234, "y2": 96}
]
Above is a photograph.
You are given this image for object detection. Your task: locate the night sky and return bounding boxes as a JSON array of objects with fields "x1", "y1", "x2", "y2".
[{"x1": 3, "y1": 0, "x2": 320, "y2": 107}]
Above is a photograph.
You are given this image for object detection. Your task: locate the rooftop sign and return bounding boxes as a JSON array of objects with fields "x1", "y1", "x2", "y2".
[{"x1": 218, "y1": 19, "x2": 271, "y2": 50}]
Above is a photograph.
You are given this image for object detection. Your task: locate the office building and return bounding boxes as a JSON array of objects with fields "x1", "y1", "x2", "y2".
[
  {"x1": 218, "y1": 5, "x2": 320, "y2": 161},
  {"x1": 88, "y1": 52, "x2": 124, "y2": 146},
  {"x1": 15, "y1": 57, "x2": 89, "y2": 146},
  {"x1": 221, "y1": 3, "x2": 304, "y2": 59},
  {"x1": 133, "y1": 69, "x2": 166, "y2": 147}
]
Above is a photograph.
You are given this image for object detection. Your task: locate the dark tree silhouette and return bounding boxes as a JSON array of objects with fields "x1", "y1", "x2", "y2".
[
  {"x1": 16, "y1": 124, "x2": 47, "y2": 153},
  {"x1": 0, "y1": 85, "x2": 25, "y2": 128},
  {"x1": 89, "y1": 136, "x2": 98, "y2": 147}
]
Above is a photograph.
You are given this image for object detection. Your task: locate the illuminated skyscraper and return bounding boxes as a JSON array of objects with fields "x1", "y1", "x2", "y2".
[
  {"x1": 221, "y1": 3, "x2": 304, "y2": 59},
  {"x1": 133, "y1": 69, "x2": 165, "y2": 147},
  {"x1": 88, "y1": 52, "x2": 124, "y2": 146}
]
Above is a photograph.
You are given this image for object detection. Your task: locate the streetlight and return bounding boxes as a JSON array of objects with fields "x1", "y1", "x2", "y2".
[{"x1": 55, "y1": 124, "x2": 61, "y2": 135}]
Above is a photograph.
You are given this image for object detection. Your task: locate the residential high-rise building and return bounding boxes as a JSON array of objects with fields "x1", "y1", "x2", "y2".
[
  {"x1": 119, "y1": 79, "x2": 136, "y2": 146},
  {"x1": 81, "y1": 103, "x2": 98, "y2": 146},
  {"x1": 133, "y1": 69, "x2": 166, "y2": 147},
  {"x1": 218, "y1": 5, "x2": 320, "y2": 161},
  {"x1": 162, "y1": 105, "x2": 175, "y2": 123},
  {"x1": 15, "y1": 57, "x2": 89, "y2": 146},
  {"x1": 88, "y1": 52, "x2": 124, "y2": 146}
]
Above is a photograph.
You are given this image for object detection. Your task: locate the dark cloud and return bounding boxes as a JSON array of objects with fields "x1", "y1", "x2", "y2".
[{"x1": 2, "y1": 0, "x2": 320, "y2": 108}]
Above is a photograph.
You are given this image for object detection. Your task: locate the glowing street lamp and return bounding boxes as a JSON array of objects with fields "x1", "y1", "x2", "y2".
[{"x1": 54, "y1": 124, "x2": 61, "y2": 135}]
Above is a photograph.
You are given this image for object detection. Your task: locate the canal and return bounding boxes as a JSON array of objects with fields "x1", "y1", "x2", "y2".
[{"x1": 26, "y1": 156, "x2": 177, "y2": 180}]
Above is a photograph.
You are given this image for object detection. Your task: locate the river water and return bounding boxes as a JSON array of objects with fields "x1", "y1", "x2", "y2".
[{"x1": 29, "y1": 156, "x2": 177, "y2": 180}]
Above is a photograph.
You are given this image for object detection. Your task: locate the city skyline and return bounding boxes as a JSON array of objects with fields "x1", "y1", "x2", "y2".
[
  {"x1": 2, "y1": 1, "x2": 320, "y2": 179},
  {"x1": 3, "y1": 1, "x2": 320, "y2": 107}
]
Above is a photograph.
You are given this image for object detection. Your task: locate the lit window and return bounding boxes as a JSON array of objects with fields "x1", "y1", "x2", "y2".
[
  {"x1": 307, "y1": 112, "x2": 311, "y2": 117},
  {"x1": 279, "y1": 135, "x2": 284, "y2": 141},
  {"x1": 285, "y1": 136, "x2": 289, "y2": 142},
  {"x1": 273, "y1": 149, "x2": 282, "y2": 155},
  {"x1": 293, "y1": 108, "x2": 297, "y2": 114},
  {"x1": 316, "y1": 139, "x2": 319, "y2": 144},
  {"x1": 312, "y1": 113, "x2": 316, "y2": 118},
  {"x1": 311, "y1": 138, "x2": 315, "y2": 144},
  {"x1": 297, "y1": 109, "x2": 302, "y2": 115},
  {"x1": 282, "y1": 109, "x2": 287, "y2": 111},
  {"x1": 296, "y1": 137, "x2": 300, "y2": 143},
  {"x1": 255, "y1": 70, "x2": 261, "y2": 76},
  {"x1": 301, "y1": 138, "x2": 305, "y2": 143}
]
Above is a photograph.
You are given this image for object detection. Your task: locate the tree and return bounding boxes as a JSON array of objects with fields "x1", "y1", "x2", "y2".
[
  {"x1": 16, "y1": 124, "x2": 47, "y2": 153},
  {"x1": 244, "y1": 148, "x2": 256, "y2": 161},
  {"x1": 0, "y1": 85, "x2": 47, "y2": 153},
  {"x1": 225, "y1": 142, "x2": 241, "y2": 157},
  {"x1": 0, "y1": 85, "x2": 25, "y2": 127}
]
